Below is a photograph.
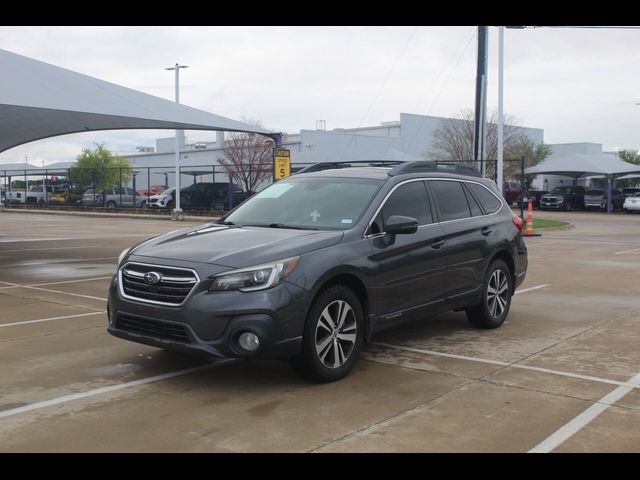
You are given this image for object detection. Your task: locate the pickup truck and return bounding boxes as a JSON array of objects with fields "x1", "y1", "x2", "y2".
[{"x1": 6, "y1": 185, "x2": 55, "y2": 204}]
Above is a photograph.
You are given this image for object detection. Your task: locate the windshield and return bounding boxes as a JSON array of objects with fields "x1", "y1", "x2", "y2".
[
  {"x1": 223, "y1": 176, "x2": 384, "y2": 230},
  {"x1": 550, "y1": 186, "x2": 572, "y2": 194}
]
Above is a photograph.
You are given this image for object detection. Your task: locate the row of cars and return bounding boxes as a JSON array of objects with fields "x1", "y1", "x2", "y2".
[
  {"x1": 5, "y1": 182, "x2": 247, "y2": 211},
  {"x1": 520, "y1": 186, "x2": 640, "y2": 212}
]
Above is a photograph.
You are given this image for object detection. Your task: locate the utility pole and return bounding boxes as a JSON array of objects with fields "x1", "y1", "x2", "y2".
[
  {"x1": 473, "y1": 26, "x2": 489, "y2": 177},
  {"x1": 165, "y1": 63, "x2": 189, "y2": 220},
  {"x1": 497, "y1": 26, "x2": 504, "y2": 195}
]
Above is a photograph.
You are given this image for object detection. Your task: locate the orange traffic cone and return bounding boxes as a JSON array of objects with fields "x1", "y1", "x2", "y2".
[{"x1": 524, "y1": 198, "x2": 542, "y2": 237}]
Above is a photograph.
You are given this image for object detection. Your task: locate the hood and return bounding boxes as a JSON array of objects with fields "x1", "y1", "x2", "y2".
[{"x1": 130, "y1": 224, "x2": 344, "y2": 268}]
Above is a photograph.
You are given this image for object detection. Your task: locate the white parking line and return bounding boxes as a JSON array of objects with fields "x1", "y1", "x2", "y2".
[
  {"x1": 370, "y1": 343, "x2": 629, "y2": 388},
  {"x1": 0, "y1": 311, "x2": 106, "y2": 328},
  {"x1": 515, "y1": 284, "x2": 550, "y2": 295},
  {"x1": 0, "y1": 245, "x2": 100, "y2": 253},
  {"x1": 614, "y1": 247, "x2": 640, "y2": 255},
  {"x1": 0, "y1": 360, "x2": 237, "y2": 419},
  {"x1": 10, "y1": 257, "x2": 116, "y2": 266},
  {"x1": 529, "y1": 372, "x2": 640, "y2": 453},
  {"x1": 0, "y1": 276, "x2": 113, "y2": 290},
  {"x1": 0, "y1": 281, "x2": 107, "y2": 301}
]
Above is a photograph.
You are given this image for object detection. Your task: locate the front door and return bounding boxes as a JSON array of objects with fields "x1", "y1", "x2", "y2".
[{"x1": 367, "y1": 181, "x2": 448, "y2": 320}]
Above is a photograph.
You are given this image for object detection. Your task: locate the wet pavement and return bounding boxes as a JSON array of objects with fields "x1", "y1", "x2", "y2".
[{"x1": 0, "y1": 209, "x2": 639, "y2": 452}]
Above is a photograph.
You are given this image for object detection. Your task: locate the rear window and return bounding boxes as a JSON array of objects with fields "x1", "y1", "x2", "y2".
[
  {"x1": 430, "y1": 180, "x2": 471, "y2": 221},
  {"x1": 467, "y1": 183, "x2": 502, "y2": 214}
]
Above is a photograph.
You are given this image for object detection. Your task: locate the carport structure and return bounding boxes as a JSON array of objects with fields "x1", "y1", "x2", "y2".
[
  {"x1": 525, "y1": 153, "x2": 640, "y2": 213},
  {"x1": 0, "y1": 48, "x2": 281, "y2": 212}
]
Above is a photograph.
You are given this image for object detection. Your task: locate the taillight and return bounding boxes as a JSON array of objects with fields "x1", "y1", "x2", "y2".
[{"x1": 512, "y1": 216, "x2": 523, "y2": 232}]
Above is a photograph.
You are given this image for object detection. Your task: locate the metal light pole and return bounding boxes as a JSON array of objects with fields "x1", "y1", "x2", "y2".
[
  {"x1": 165, "y1": 63, "x2": 189, "y2": 219},
  {"x1": 497, "y1": 26, "x2": 505, "y2": 195},
  {"x1": 473, "y1": 26, "x2": 489, "y2": 177}
]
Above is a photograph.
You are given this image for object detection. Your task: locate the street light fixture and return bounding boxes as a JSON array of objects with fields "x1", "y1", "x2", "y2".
[{"x1": 165, "y1": 63, "x2": 189, "y2": 219}]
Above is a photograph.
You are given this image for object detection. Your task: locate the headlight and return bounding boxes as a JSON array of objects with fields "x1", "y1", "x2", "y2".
[
  {"x1": 209, "y1": 256, "x2": 300, "y2": 292},
  {"x1": 117, "y1": 248, "x2": 130, "y2": 268}
]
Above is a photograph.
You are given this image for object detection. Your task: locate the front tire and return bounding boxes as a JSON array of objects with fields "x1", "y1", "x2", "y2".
[
  {"x1": 466, "y1": 259, "x2": 513, "y2": 329},
  {"x1": 293, "y1": 285, "x2": 364, "y2": 382}
]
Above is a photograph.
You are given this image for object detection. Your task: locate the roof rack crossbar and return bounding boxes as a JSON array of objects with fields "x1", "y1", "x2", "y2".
[{"x1": 294, "y1": 160, "x2": 405, "y2": 175}]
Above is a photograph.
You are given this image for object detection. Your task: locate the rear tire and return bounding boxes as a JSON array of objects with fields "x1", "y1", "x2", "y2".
[
  {"x1": 293, "y1": 285, "x2": 364, "y2": 383},
  {"x1": 106, "y1": 200, "x2": 117, "y2": 209},
  {"x1": 466, "y1": 259, "x2": 513, "y2": 329}
]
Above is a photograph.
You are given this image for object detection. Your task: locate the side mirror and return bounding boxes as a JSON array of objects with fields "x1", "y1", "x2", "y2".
[{"x1": 386, "y1": 215, "x2": 418, "y2": 235}]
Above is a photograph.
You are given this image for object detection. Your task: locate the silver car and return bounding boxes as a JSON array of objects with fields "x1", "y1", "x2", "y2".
[{"x1": 82, "y1": 186, "x2": 146, "y2": 208}]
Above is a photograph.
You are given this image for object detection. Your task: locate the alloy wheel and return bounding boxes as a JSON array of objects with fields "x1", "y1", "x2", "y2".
[
  {"x1": 314, "y1": 300, "x2": 357, "y2": 369},
  {"x1": 487, "y1": 269, "x2": 509, "y2": 318}
]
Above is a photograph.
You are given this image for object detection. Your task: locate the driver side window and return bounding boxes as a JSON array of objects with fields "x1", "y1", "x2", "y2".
[{"x1": 370, "y1": 181, "x2": 432, "y2": 234}]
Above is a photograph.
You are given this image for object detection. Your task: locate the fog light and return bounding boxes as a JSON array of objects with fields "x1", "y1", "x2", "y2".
[{"x1": 238, "y1": 332, "x2": 260, "y2": 352}]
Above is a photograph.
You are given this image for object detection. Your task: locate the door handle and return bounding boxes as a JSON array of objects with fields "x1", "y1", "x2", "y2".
[
  {"x1": 431, "y1": 239, "x2": 445, "y2": 249},
  {"x1": 481, "y1": 227, "x2": 492, "y2": 236}
]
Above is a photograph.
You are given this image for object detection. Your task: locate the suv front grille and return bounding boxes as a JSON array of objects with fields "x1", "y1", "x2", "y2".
[
  {"x1": 120, "y1": 262, "x2": 198, "y2": 306},
  {"x1": 115, "y1": 314, "x2": 191, "y2": 343}
]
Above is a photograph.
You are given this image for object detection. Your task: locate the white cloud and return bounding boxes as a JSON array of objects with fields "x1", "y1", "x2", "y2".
[{"x1": 1, "y1": 25, "x2": 639, "y2": 165}]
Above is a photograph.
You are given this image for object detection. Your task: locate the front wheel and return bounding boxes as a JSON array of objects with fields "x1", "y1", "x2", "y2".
[
  {"x1": 466, "y1": 259, "x2": 513, "y2": 329},
  {"x1": 293, "y1": 285, "x2": 364, "y2": 382},
  {"x1": 564, "y1": 201, "x2": 571, "y2": 211}
]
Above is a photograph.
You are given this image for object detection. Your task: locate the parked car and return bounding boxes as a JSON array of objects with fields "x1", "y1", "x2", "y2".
[
  {"x1": 7, "y1": 185, "x2": 56, "y2": 204},
  {"x1": 600, "y1": 189, "x2": 624, "y2": 211},
  {"x1": 539, "y1": 186, "x2": 586, "y2": 211},
  {"x1": 81, "y1": 186, "x2": 146, "y2": 208},
  {"x1": 502, "y1": 181, "x2": 521, "y2": 205},
  {"x1": 584, "y1": 190, "x2": 606, "y2": 210},
  {"x1": 518, "y1": 190, "x2": 548, "y2": 209},
  {"x1": 623, "y1": 192, "x2": 640, "y2": 213},
  {"x1": 622, "y1": 187, "x2": 640, "y2": 198},
  {"x1": 154, "y1": 182, "x2": 248, "y2": 210},
  {"x1": 108, "y1": 161, "x2": 528, "y2": 382},
  {"x1": 148, "y1": 187, "x2": 175, "y2": 209}
]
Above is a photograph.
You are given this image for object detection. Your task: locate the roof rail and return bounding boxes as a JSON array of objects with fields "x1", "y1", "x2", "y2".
[
  {"x1": 387, "y1": 161, "x2": 481, "y2": 178},
  {"x1": 294, "y1": 160, "x2": 404, "y2": 175}
]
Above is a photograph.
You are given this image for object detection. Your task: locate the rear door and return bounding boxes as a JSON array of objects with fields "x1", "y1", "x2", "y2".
[
  {"x1": 428, "y1": 180, "x2": 495, "y2": 300},
  {"x1": 367, "y1": 180, "x2": 447, "y2": 319}
]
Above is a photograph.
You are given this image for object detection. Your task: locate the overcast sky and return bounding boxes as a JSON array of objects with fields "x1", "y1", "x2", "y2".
[{"x1": 1, "y1": 25, "x2": 639, "y2": 165}]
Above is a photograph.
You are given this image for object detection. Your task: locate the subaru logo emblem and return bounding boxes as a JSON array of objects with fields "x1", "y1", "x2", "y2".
[{"x1": 144, "y1": 272, "x2": 162, "y2": 285}]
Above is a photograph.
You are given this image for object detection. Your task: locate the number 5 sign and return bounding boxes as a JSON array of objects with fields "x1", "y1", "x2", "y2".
[{"x1": 273, "y1": 148, "x2": 291, "y2": 180}]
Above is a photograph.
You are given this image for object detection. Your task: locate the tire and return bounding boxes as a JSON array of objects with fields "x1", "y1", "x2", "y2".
[
  {"x1": 167, "y1": 200, "x2": 175, "y2": 209},
  {"x1": 106, "y1": 200, "x2": 117, "y2": 209},
  {"x1": 293, "y1": 285, "x2": 364, "y2": 383},
  {"x1": 140, "y1": 200, "x2": 148, "y2": 209},
  {"x1": 466, "y1": 259, "x2": 513, "y2": 329},
  {"x1": 564, "y1": 201, "x2": 571, "y2": 212},
  {"x1": 625, "y1": 209, "x2": 632, "y2": 214}
]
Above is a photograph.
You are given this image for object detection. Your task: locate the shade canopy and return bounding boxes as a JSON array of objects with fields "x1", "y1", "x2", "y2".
[
  {"x1": 524, "y1": 153, "x2": 640, "y2": 177},
  {"x1": 0, "y1": 49, "x2": 274, "y2": 154}
]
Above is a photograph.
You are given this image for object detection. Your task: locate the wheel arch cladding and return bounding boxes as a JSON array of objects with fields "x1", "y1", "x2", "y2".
[
  {"x1": 492, "y1": 250, "x2": 515, "y2": 289},
  {"x1": 313, "y1": 273, "x2": 370, "y2": 339}
]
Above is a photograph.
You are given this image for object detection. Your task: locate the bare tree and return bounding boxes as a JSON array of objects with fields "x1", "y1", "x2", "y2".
[
  {"x1": 220, "y1": 125, "x2": 274, "y2": 194},
  {"x1": 427, "y1": 109, "x2": 524, "y2": 179}
]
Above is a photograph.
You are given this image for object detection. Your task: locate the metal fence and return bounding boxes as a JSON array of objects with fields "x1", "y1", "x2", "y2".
[{"x1": 1, "y1": 158, "x2": 526, "y2": 215}]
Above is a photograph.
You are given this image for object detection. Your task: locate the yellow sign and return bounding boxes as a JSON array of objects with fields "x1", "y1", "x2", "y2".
[{"x1": 274, "y1": 148, "x2": 291, "y2": 180}]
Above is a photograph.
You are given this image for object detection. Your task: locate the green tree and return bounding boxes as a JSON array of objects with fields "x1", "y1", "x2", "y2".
[
  {"x1": 616, "y1": 150, "x2": 640, "y2": 188},
  {"x1": 70, "y1": 143, "x2": 133, "y2": 191},
  {"x1": 506, "y1": 136, "x2": 552, "y2": 190},
  {"x1": 618, "y1": 150, "x2": 640, "y2": 165}
]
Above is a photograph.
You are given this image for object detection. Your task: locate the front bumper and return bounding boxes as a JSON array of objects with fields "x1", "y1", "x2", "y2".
[{"x1": 107, "y1": 271, "x2": 308, "y2": 359}]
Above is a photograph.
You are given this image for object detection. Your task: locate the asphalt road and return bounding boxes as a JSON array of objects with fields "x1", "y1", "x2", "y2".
[{"x1": 1, "y1": 209, "x2": 639, "y2": 452}]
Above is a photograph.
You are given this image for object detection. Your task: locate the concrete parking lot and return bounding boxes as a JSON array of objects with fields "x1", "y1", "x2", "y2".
[{"x1": 1, "y1": 209, "x2": 639, "y2": 452}]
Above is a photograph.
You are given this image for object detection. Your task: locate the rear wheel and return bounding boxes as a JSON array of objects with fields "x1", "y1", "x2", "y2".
[
  {"x1": 466, "y1": 259, "x2": 512, "y2": 329},
  {"x1": 292, "y1": 285, "x2": 364, "y2": 382},
  {"x1": 106, "y1": 200, "x2": 117, "y2": 209}
]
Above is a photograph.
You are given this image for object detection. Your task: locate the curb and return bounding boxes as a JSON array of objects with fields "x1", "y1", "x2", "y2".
[{"x1": 0, "y1": 207, "x2": 218, "y2": 223}]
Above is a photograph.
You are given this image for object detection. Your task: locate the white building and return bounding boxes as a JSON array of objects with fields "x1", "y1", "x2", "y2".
[{"x1": 121, "y1": 112, "x2": 544, "y2": 191}]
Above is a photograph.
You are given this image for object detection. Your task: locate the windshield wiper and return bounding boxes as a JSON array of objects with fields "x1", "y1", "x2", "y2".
[
  {"x1": 218, "y1": 220, "x2": 235, "y2": 225},
  {"x1": 269, "y1": 223, "x2": 318, "y2": 230}
]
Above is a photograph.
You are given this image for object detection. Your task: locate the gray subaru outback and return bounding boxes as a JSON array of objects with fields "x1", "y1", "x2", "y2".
[{"x1": 107, "y1": 161, "x2": 527, "y2": 382}]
